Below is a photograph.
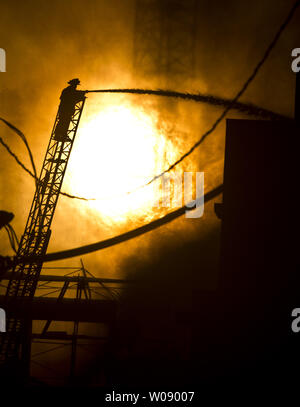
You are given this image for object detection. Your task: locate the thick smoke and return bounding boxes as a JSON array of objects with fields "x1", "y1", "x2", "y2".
[{"x1": 0, "y1": 0, "x2": 298, "y2": 384}]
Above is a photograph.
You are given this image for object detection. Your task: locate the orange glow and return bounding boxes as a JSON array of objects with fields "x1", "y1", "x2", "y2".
[{"x1": 65, "y1": 103, "x2": 179, "y2": 225}]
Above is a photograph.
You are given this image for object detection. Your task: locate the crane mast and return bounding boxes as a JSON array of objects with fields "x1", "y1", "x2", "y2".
[{"x1": 0, "y1": 84, "x2": 86, "y2": 378}]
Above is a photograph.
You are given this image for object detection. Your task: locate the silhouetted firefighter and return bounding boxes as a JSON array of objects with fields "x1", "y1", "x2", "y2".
[{"x1": 54, "y1": 78, "x2": 86, "y2": 142}]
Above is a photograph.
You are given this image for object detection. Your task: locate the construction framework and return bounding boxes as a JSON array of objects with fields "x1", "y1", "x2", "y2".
[
  {"x1": 134, "y1": 0, "x2": 198, "y2": 81},
  {"x1": 0, "y1": 94, "x2": 86, "y2": 376},
  {"x1": 0, "y1": 263, "x2": 123, "y2": 384}
]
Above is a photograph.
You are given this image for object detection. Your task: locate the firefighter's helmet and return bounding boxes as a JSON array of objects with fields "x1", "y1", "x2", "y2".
[{"x1": 68, "y1": 78, "x2": 80, "y2": 85}]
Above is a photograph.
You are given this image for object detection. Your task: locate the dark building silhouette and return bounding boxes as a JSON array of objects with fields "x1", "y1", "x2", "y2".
[{"x1": 213, "y1": 119, "x2": 300, "y2": 385}]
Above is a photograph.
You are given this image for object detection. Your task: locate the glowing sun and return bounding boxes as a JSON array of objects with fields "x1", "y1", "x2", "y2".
[{"x1": 65, "y1": 103, "x2": 178, "y2": 224}]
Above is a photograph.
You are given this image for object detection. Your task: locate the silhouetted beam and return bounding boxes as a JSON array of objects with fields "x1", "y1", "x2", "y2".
[
  {"x1": 32, "y1": 333, "x2": 107, "y2": 341},
  {"x1": 1, "y1": 273, "x2": 132, "y2": 284},
  {"x1": 0, "y1": 296, "x2": 116, "y2": 323}
]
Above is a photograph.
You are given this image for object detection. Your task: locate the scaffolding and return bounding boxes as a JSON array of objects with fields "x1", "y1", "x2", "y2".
[{"x1": 0, "y1": 262, "x2": 124, "y2": 385}]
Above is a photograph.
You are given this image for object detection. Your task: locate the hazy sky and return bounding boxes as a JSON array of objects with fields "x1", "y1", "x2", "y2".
[
  {"x1": 1, "y1": 0, "x2": 299, "y2": 385},
  {"x1": 0, "y1": 0, "x2": 299, "y2": 280}
]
